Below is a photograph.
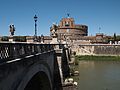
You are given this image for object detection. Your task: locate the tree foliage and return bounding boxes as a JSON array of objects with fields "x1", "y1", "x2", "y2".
[
  {"x1": 1, "y1": 36, "x2": 9, "y2": 41},
  {"x1": 13, "y1": 36, "x2": 26, "y2": 42},
  {"x1": 1, "y1": 36, "x2": 26, "y2": 42}
]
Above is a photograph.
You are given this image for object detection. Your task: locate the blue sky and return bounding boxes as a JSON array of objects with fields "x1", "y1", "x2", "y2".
[{"x1": 0, "y1": 0, "x2": 120, "y2": 36}]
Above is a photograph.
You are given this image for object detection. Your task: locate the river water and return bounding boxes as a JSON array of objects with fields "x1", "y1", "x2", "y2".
[{"x1": 77, "y1": 61, "x2": 120, "y2": 90}]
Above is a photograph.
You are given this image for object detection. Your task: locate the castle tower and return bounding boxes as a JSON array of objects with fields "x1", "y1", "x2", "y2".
[{"x1": 50, "y1": 15, "x2": 88, "y2": 42}]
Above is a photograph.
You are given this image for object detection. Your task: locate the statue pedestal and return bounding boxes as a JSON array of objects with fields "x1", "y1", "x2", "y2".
[
  {"x1": 50, "y1": 37, "x2": 59, "y2": 49},
  {"x1": 9, "y1": 36, "x2": 14, "y2": 42},
  {"x1": 41, "y1": 41, "x2": 44, "y2": 44},
  {"x1": 50, "y1": 37, "x2": 59, "y2": 44},
  {"x1": 9, "y1": 38, "x2": 13, "y2": 42}
]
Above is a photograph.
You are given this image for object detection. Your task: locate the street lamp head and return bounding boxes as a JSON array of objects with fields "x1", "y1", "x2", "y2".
[{"x1": 34, "y1": 15, "x2": 38, "y2": 22}]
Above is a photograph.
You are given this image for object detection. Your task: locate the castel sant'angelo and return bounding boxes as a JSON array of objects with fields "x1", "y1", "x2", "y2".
[
  {"x1": 49, "y1": 15, "x2": 107, "y2": 44},
  {"x1": 50, "y1": 15, "x2": 88, "y2": 41}
]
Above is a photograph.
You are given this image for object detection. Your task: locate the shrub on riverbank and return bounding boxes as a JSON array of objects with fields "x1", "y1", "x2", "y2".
[{"x1": 75, "y1": 55, "x2": 120, "y2": 61}]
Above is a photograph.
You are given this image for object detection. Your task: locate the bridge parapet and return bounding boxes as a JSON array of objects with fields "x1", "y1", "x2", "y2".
[{"x1": 0, "y1": 42, "x2": 64, "y2": 63}]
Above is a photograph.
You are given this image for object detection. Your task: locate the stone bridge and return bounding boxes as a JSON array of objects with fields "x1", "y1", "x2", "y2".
[{"x1": 0, "y1": 42, "x2": 70, "y2": 90}]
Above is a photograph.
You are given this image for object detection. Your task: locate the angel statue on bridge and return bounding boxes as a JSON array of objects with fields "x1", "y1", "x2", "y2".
[
  {"x1": 50, "y1": 23, "x2": 58, "y2": 38},
  {"x1": 9, "y1": 24, "x2": 15, "y2": 36}
]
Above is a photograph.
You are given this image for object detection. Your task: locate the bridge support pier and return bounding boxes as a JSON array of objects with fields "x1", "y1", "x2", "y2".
[
  {"x1": 55, "y1": 49, "x2": 64, "y2": 84},
  {"x1": 55, "y1": 47, "x2": 70, "y2": 85}
]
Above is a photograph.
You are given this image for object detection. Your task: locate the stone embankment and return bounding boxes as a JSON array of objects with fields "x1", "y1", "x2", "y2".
[
  {"x1": 63, "y1": 78, "x2": 78, "y2": 90},
  {"x1": 77, "y1": 45, "x2": 120, "y2": 55},
  {"x1": 63, "y1": 85, "x2": 77, "y2": 90},
  {"x1": 94, "y1": 46, "x2": 120, "y2": 55}
]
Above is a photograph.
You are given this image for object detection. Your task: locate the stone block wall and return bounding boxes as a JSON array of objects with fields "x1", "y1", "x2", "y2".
[
  {"x1": 94, "y1": 46, "x2": 120, "y2": 55},
  {"x1": 77, "y1": 45, "x2": 120, "y2": 56}
]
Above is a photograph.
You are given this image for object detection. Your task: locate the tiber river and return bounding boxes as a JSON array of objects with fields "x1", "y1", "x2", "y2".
[{"x1": 77, "y1": 61, "x2": 120, "y2": 90}]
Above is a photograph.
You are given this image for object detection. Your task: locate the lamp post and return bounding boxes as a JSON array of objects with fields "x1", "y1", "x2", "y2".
[{"x1": 34, "y1": 15, "x2": 38, "y2": 42}]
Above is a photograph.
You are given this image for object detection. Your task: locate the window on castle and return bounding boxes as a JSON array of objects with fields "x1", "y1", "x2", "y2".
[{"x1": 65, "y1": 21, "x2": 69, "y2": 27}]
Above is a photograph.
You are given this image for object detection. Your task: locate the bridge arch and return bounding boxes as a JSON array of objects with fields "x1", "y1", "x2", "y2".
[
  {"x1": 17, "y1": 63, "x2": 53, "y2": 90},
  {"x1": 24, "y1": 71, "x2": 51, "y2": 90}
]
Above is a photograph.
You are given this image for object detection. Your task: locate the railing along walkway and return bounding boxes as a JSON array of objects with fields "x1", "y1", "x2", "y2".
[{"x1": 0, "y1": 42, "x2": 63, "y2": 63}]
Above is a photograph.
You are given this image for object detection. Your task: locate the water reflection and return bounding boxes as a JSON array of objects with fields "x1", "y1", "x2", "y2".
[
  {"x1": 78, "y1": 61, "x2": 120, "y2": 90},
  {"x1": 79, "y1": 61, "x2": 95, "y2": 68}
]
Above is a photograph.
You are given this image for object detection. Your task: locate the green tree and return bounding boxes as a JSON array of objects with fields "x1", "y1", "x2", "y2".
[
  {"x1": 116, "y1": 35, "x2": 120, "y2": 41},
  {"x1": 14, "y1": 36, "x2": 26, "y2": 42},
  {"x1": 1, "y1": 36, "x2": 9, "y2": 41}
]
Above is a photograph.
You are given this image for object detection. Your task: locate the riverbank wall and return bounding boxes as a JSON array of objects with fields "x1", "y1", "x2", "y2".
[{"x1": 76, "y1": 45, "x2": 120, "y2": 56}]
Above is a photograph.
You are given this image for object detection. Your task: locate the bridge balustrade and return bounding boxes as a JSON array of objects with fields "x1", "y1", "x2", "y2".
[{"x1": 0, "y1": 42, "x2": 64, "y2": 63}]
